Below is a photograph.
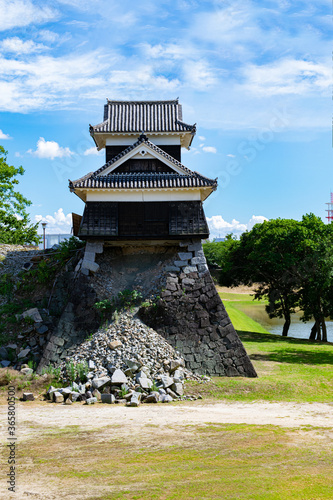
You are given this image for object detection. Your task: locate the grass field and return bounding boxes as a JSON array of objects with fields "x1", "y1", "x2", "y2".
[
  {"x1": 187, "y1": 291, "x2": 333, "y2": 404},
  {"x1": 10, "y1": 421, "x2": 332, "y2": 500}
]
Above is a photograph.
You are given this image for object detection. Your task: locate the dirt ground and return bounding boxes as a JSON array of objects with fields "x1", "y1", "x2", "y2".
[
  {"x1": 1, "y1": 400, "x2": 333, "y2": 441},
  {"x1": 1, "y1": 400, "x2": 333, "y2": 499}
]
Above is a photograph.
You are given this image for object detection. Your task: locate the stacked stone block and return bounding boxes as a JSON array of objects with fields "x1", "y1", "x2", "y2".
[
  {"x1": 141, "y1": 239, "x2": 257, "y2": 378},
  {"x1": 76, "y1": 241, "x2": 104, "y2": 275}
]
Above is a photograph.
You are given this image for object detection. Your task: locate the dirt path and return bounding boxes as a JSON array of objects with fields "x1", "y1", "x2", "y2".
[{"x1": 1, "y1": 400, "x2": 332, "y2": 442}]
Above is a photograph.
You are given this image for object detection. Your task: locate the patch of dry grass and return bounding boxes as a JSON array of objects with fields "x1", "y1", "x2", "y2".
[{"x1": 6, "y1": 422, "x2": 332, "y2": 500}]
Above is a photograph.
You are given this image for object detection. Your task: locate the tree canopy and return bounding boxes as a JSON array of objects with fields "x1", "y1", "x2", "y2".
[
  {"x1": 204, "y1": 215, "x2": 333, "y2": 341},
  {"x1": 0, "y1": 146, "x2": 39, "y2": 245}
]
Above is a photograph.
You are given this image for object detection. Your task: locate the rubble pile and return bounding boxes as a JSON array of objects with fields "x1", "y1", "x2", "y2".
[{"x1": 49, "y1": 310, "x2": 206, "y2": 406}]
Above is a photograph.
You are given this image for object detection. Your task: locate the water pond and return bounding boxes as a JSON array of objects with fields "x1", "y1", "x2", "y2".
[{"x1": 236, "y1": 302, "x2": 333, "y2": 343}]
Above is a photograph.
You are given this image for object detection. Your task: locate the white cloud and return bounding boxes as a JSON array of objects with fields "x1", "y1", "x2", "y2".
[
  {"x1": 247, "y1": 215, "x2": 269, "y2": 231},
  {"x1": 202, "y1": 146, "x2": 217, "y2": 154},
  {"x1": 198, "y1": 136, "x2": 206, "y2": 141},
  {"x1": 207, "y1": 214, "x2": 268, "y2": 239},
  {"x1": 0, "y1": 0, "x2": 57, "y2": 31},
  {"x1": 108, "y1": 67, "x2": 180, "y2": 92},
  {"x1": 227, "y1": 154, "x2": 236, "y2": 158},
  {"x1": 83, "y1": 147, "x2": 103, "y2": 156},
  {"x1": 141, "y1": 42, "x2": 193, "y2": 61},
  {"x1": 183, "y1": 60, "x2": 218, "y2": 90},
  {"x1": 35, "y1": 208, "x2": 72, "y2": 234},
  {"x1": 0, "y1": 37, "x2": 46, "y2": 54},
  {"x1": 243, "y1": 58, "x2": 331, "y2": 96},
  {"x1": 37, "y1": 30, "x2": 60, "y2": 43},
  {"x1": 28, "y1": 137, "x2": 74, "y2": 160},
  {"x1": 0, "y1": 129, "x2": 11, "y2": 139},
  {"x1": 0, "y1": 50, "x2": 108, "y2": 112}
]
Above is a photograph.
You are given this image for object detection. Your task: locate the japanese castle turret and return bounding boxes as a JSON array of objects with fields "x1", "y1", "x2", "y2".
[
  {"x1": 70, "y1": 99, "x2": 216, "y2": 242},
  {"x1": 68, "y1": 99, "x2": 257, "y2": 378}
]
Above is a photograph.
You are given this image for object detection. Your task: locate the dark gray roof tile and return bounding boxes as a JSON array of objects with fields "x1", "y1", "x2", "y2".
[{"x1": 91, "y1": 99, "x2": 196, "y2": 134}]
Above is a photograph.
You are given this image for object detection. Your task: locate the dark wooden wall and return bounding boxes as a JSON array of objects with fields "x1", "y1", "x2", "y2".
[
  {"x1": 79, "y1": 201, "x2": 209, "y2": 240},
  {"x1": 112, "y1": 159, "x2": 175, "y2": 174}
]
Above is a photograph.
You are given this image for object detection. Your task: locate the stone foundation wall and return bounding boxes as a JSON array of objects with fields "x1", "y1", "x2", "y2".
[
  {"x1": 38, "y1": 239, "x2": 256, "y2": 378},
  {"x1": 37, "y1": 274, "x2": 100, "y2": 371},
  {"x1": 140, "y1": 239, "x2": 257, "y2": 377}
]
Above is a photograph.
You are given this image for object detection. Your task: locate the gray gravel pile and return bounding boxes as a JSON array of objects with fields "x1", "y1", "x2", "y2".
[{"x1": 54, "y1": 310, "x2": 206, "y2": 406}]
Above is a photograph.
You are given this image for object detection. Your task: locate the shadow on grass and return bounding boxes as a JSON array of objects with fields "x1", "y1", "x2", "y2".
[{"x1": 238, "y1": 330, "x2": 333, "y2": 366}]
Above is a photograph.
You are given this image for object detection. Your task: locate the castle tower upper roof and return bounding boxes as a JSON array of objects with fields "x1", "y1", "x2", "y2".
[{"x1": 90, "y1": 99, "x2": 196, "y2": 150}]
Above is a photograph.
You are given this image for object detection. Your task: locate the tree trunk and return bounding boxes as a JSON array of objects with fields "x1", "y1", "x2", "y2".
[
  {"x1": 321, "y1": 317, "x2": 327, "y2": 342},
  {"x1": 282, "y1": 315, "x2": 291, "y2": 336},
  {"x1": 309, "y1": 322, "x2": 317, "y2": 340}
]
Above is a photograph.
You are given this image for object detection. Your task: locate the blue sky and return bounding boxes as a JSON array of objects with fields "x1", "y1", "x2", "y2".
[{"x1": 0, "y1": 0, "x2": 332, "y2": 238}]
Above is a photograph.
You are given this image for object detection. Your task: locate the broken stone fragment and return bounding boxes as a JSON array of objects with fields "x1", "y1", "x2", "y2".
[
  {"x1": 92, "y1": 376, "x2": 111, "y2": 390},
  {"x1": 65, "y1": 398, "x2": 73, "y2": 405},
  {"x1": 171, "y1": 383, "x2": 184, "y2": 396},
  {"x1": 92, "y1": 389, "x2": 101, "y2": 400},
  {"x1": 138, "y1": 377, "x2": 153, "y2": 390},
  {"x1": 135, "y1": 370, "x2": 148, "y2": 381},
  {"x1": 172, "y1": 369, "x2": 184, "y2": 383},
  {"x1": 85, "y1": 397, "x2": 97, "y2": 405},
  {"x1": 82, "y1": 260, "x2": 99, "y2": 273},
  {"x1": 46, "y1": 385, "x2": 56, "y2": 400},
  {"x1": 22, "y1": 392, "x2": 34, "y2": 401},
  {"x1": 71, "y1": 392, "x2": 81, "y2": 402},
  {"x1": 169, "y1": 359, "x2": 182, "y2": 373},
  {"x1": 111, "y1": 369, "x2": 127, "y2": 385},
  {"x1": 21, "y1": 308, "x2": 43, "y2": 323},
  {"x1": 101, "y1": 393, "x2": 115, "y2": 404},
  {"x1": 20, "y1": 367, "x2": 33, "y2": 376},
  {"x1": 108, "y1": 340, "x2": 122, "y2": 350},
  {"x1": 71, "y1": 382, "x2": 80, "y2": 392},
  {"x1": 53, "y1": 392, "x2": 64, "y2": 403},
  {"x1": 124, "y1": 368, "x2": 133, "y2": 377},
  {"x1": 128, "y1": 391, "x2": 141, "y2": 407},
  {"x1": 125, "y1": 359, "x2": 142, "y2": 372},
  {"x1": 17, "y1": 348, "x2": 31, "y2": 359},
  {"x1": 160, "y1": 375, "x2": 174, "y2": 389},
  {"x1": 36, "y1": 325, "x2": 48, "y2": 335},
  {"x1": 78, "y1": 383, "x2": 86, "y2": 394},
  {"x1": 143, "y1": 392, "x2": 159, "y2": 403},
  {"x1": 166, "y1": 388, "x2": 179, "y2": 399},
  {"x1": 123, "y1": 391, "x2": 134, "y2": 401},
  {"x1": 160, "y1": 394, "x2": 173, "y2": 403},
  {"x1": 1, "y1": 360, "x2": 11, "y2": 367}
]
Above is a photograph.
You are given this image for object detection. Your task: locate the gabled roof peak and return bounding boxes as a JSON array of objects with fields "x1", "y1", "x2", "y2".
[{"x1": 92, "y1": 134, "x2": 193, "y2": 177}]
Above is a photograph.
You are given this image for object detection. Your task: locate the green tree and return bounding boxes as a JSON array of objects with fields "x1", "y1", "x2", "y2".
[
  {"x1": 223, "y1": 218, "x2": 301, "y2": 337},
  {"x1": 203, "y1": 234, "x2": 239, "y2": 272},
  {"x1": 296, "y1": 214, "x2": 333, "y2": 342},
  {"x1": 0, "y1": 146, "x2": 39, "y2": 245}
]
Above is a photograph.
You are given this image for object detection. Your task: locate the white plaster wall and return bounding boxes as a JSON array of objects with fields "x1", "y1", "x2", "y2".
[
  {"x1": 85, "y1": 190, "x2": 201, "y2": 202},
  {"x1": 105, "y1": 135, "x2": 181, "y2": 146}
]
